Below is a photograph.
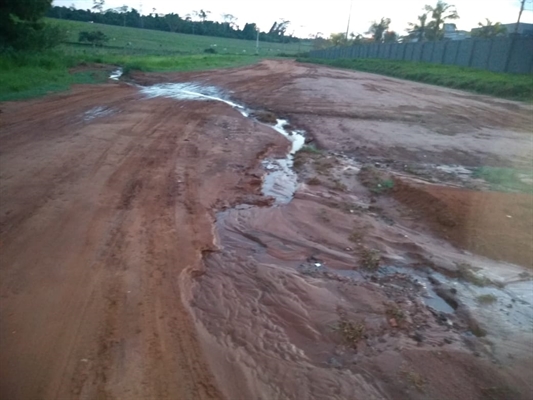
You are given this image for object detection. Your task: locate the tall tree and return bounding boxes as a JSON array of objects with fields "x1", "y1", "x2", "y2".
[
  {"x1": 472, "y1": 19, "x2": 507, "y2": 38},
  {"x1": 383, "y1": 31, "x2": 398, "y2": 43},
  {"x1": 0, "y1": 0, "x2": 62, "y2": 49},
  {"x1": 424, "y1": 1, "x2": 459, "y2": 40},
  {"x1": 221, "y1": 13, "x2": 237, "y2": 32},
  {"x1": 330, "y1": 32, "x2": 346, "y2": 46},
  {"x1": 195, "y1": 9, "x2": 210, "y2": 23},
  {"x1": 118, "y1": 5, "x2": 128, "y2": 26},
  {"x1": 367, "y1": 17, "x2": 391, "y2": 42},
  {"x1": 92, "y1": 0, "x2": 105, "y2": 13},
  {"x1": 407, "y1": 13, "x2": 428, "y2": 42}
]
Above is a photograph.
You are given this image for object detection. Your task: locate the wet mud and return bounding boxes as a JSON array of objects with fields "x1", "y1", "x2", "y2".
[{"x1": 1, "y1": 60, "x2": 532, "y2": 400}]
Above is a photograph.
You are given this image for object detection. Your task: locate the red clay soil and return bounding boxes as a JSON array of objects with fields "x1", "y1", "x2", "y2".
[
  {"x1": 0, "y1": 83, "x2": 287, "y2": 400},
  {"x1": 393, "y1": 179, "x2": 533, "y2": 268},
  {"x1": 1, "y1": 60, "x2": 532, "y2": 400}
]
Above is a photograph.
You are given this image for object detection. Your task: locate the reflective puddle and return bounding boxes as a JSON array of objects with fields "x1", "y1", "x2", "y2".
[{"x1": 139, "y1": 82, "x2": 307, "y2": 203}]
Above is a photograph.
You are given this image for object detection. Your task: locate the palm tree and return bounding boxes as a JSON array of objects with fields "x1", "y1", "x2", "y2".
[
  {"x1": 407, "y1": 13, "x2": 428, "y2": 42},
  {"x1": 424, "y1": 1, "x2": 459, "y2": 40},
  {"x1": 367, "y1": 17, "x2": 391, "y2": 42}
]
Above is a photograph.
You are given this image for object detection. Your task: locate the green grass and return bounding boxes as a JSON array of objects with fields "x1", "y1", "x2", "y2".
[
  {"x1": 297, "y1": 57, "x2": 533, "y2": 101},
  {"x1": 472, "y1": 166, "x2": 533, "y2": 193},
  {"x1": 49, "y1": 18, "x2": 311, "y2": 56},
  {"x1": 0, "y1": 51, "x2": 259, "y2": 101},
  {"x1": 476, "y1": 294, "x2": 497, "y2": 305},
  {"x1": 2, "y1": 17, "x2": 305, "y2": 102}
]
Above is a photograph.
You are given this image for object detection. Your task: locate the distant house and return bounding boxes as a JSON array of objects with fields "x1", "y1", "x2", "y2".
[
  {"x1": 443, "y1": 23, "x2": 471, "y2": 40},
  {"x1": 502, "y1": 22, "x2": 533, "y2": 37}
]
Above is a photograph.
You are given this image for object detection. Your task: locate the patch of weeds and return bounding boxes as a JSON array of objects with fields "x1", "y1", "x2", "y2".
[
  {"x1": 476, "y1": 294, "x2": 497, "y2": 305},
  {"x1": 318, "y1": 208, "x2": 330, "y2": 223},
  {"x1": 468, "y1": 319, "x2": 487, "y2": 337},
  {"x1": 306, "y1": 176, "x2": 321, "y2": 185},
  {"x1": 472, "y1": 166, "x2": 533, "y2": 193},
  {"x1": 315, "y1": 159, "x2": 334, "y2": 175},
  {"x1": 335, "y1": 312, "x2": 366, "y2": 349},
  {"x1": 349, "y1": 231, "x2": 363, "y2": 243},
  {"x1": 299, "y1": 144, "x2": 321, "y2": 154},
  {"x1": 385, "y1": 303, "x2": 405, "y2": 322},
  {"x1": 334, "y1": 202, "x2": 366, "y2": 215},
  {"x1": 455, "y1": 263, "x2": 491, "y2": 287},
  {"x1": 372, "y1": 179, "x2": 394, "y2": 194},
  {"x1": 331, "y1": 178, "x2": 347, "y2": 192},
  {"x1": 400, "y1": 365, "x2": 426, "y2": 392},
  {"x1": 359, "y1": 166, "x2": 394, "y2": 195},
  {"x1": 360, "y1": 247, "x2": 381, "y2": 270}
]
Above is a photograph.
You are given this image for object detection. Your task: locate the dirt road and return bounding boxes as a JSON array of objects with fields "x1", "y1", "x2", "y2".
[{"x1": 1, "y1": 60, "x2": 532, "y2": 400}]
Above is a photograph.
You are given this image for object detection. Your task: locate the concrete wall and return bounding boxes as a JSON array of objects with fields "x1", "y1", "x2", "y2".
[{"x1": 309, "y1": 37, "x2": 533, "y2": 74}]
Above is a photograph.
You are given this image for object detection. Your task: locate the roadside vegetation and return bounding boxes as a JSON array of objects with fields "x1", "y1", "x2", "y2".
[
  {"x1": 472, "y1": 166, "x2": 533, "y2": 193},
  {"x1": 1, "y1": 2, "x2": 304, "y2": 102},
  {"x1": 297, "y1": 58, "x2": 533, "y2": 101}
]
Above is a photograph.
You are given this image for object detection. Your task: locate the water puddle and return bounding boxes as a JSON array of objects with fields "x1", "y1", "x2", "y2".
[
  {"x1": 261, "y1": 119, "x2": 306, "y2": 204},
  {"x1": 435, "y1": 164, "x2": 472, "y2": 176},
  {"x1": 83, "y1": 106, "x2": 114, "y2": 122},
  {"x1": 140, "y1": 82, "x2": 248, "y2": 116},
  {"x1": 109, "y1": 68, "x2": 123, "y2": 80},
  {"x1": 139, "y1": 82, "x2": 306, "y2": 203}
]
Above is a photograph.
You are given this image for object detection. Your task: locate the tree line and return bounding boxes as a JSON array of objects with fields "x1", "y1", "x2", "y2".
[
  {"x1": 47, "y1": 4, "x2": 299, "y2": 44},
  {"x1": 324, "y1": 0, "x2": 509, "y2": 48}
]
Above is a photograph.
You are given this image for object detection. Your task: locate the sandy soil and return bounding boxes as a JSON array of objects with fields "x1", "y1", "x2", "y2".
[{"x1": 1, "y1": 60, "x2": 532, "y2": 400}]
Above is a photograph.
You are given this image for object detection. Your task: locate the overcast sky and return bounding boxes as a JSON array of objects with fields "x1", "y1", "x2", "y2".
[{"x1": 53, "y1": 0, "x2": 533, "y2": 37}]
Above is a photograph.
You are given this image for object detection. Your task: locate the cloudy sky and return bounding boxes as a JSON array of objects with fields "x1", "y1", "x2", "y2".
[{"x1": 53, "y1": 0, "x2": 533, "y2": 37}]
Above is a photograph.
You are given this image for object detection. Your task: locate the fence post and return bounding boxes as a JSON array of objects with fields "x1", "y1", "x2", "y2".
[
  {"x1": 468, "y1": 39, "x2": 477, "y2": 67},
  {"x1": 442, "y1": 41, "x2": 448, "y2": 63},
  {"x1": 420, "y1": 42, "x2": 425, "y2": 62},
  {"x1": 504, "y1": 36, "x2": 516, "y2": 73},
  {"x1": 486, "y1": 39, "x2": 494, "y2": 70},
  {"x1": 454, "y1": 41, "x2": 461, "y2": 65}
]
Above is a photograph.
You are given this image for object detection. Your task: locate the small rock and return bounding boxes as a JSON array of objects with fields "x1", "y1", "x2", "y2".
[
  {"x1": 327, "y1": 357, "x2": 343, "y2": 369},
  {"x1": 507, "y1": 304, "x2": 513, "y2": 309},
  {"x1": 389, "y1": 318, "x2": 398, "y2": 328},
  {"x1": 412, "y1": 331, "x2": 424, "y2": 342},
  {"x1": 450, "y1": 288, "x2": 457, "y2": 294},
  {"x1": 345, "y1": 247, "x2": 353, "y2": 251}
]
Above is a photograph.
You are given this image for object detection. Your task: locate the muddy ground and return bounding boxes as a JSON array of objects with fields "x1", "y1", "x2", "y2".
[{"x1": 1, "y1": 60, "x2": 532, "y2": 400}]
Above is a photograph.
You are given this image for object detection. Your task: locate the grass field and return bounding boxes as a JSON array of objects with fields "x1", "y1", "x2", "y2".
[
  {"x1": 3, "y1": 16, "x2": 312, "y2": 101},
  {"x1": 0, "y1": 51, "x2": 260, "y2": 102},
  {"x1": 50, "y1": 18, "x2": 312, "y2": 56},
  {"x1": 298, "y1": 58, "x2": 533, "y2": 101}
]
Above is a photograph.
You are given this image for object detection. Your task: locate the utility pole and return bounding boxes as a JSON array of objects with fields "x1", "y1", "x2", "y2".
[
  {"x1": 515, "y1": 0, "x2": 526, "y2": 34},
  {"x1": 345, "y1": 0, "x2": 353, "y2": 41}
]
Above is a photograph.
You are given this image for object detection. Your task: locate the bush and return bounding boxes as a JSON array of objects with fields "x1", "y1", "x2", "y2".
[
  {"x1": 79, "y1": 30, "x2": 109, "y2": 47},
  {"x1": 204, "y1": 47, "x2": 217, "y2": 54},
  {"x1": 1, "y1": 21, "x2": 66, "y2": 50}
]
